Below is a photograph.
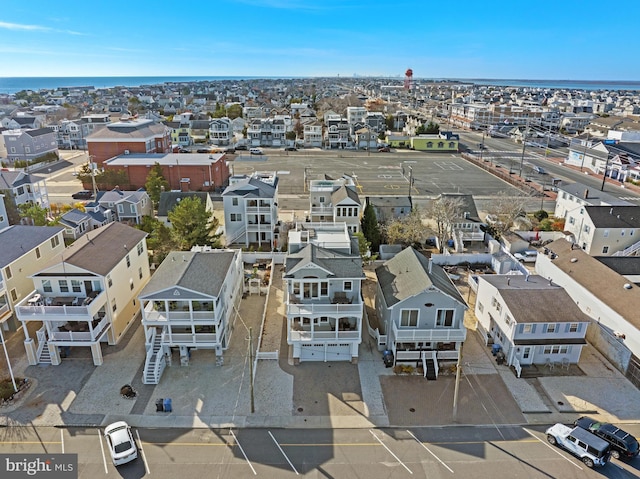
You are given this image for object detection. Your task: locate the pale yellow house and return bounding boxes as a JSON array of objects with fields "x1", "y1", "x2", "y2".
[
  {"x1": 0, "y1": 225, "x2": 65, "y2": 331},
  {"x1": 15, "y1": 222, "x2": 150, "y2": 366}
]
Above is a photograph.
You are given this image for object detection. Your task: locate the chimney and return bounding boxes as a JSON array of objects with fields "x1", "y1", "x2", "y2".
[{"x1": 584, "y1": 188, "x2": 589, "y2": 199}]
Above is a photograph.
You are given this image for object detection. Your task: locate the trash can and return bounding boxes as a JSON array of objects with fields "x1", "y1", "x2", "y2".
[
  {"x1": 495, "y1": 351, "x2": 506, "y2": 365},
  {"x1": 491, "y1": 344, "x2": 502, "y2": 356},
  {"x1": 163, "y1": 398, "x2": 172, "y2": 413},
  {"x1": 155, "y1": 398, "x2": 164, "y2": 412},
  {"x1": 382, "y1": 349, "x2": 394, "y2": 368}
]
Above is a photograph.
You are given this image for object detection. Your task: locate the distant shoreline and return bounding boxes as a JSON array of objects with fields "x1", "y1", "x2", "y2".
[{"x1": 1, "y1": 76, "x2": 639, "y2": 94}]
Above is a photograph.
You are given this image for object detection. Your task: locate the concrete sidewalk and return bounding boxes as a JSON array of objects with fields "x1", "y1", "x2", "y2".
[{"x1": 3, "y1": 275, "x2": 640, "y2": 429}]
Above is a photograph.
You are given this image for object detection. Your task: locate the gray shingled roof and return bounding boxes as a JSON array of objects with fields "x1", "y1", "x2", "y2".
[
  {"x1": 375, "y1": 247, "x2": 466, "y2": 307},
  {"x1": 157, "y1": 192, "x2": 209, "y2": 216},
  {"x1": 97, "y1": 188, "x2": 147, "y2": 204},
  {"x1": 480, "y1": 275, "x2": 591, "y2": 324},
  {"x1": 222, "y1": 177, "x2": 277, "y2": 198},
  {"x1": 285, "y1": 244, "x2": 364, "y2": 279},
  {"x1": 0, "y1": 225, "x2": 64, "y2": 267},
  {"x1": 331, "y1": 185, "x2": 361, "y2": 205},
  {"x1": 595, "y1": 256, "x2": 640, "y2": 277},
  {"x1": 24, "y1": 127, "x2": 54, "y2": 137},
  {"x1": 558, "y1": 182, "x2": 633, "y2": 207},
  {"x1": 59, "y1": 209, "x2": 90, "y2": 227},
  {"x1": 544, "y1": 239, "x2": 640, "y2": 330},
  {"x1": 585, "y1": 206, "x2": 640, "y2": 228},
  {"x1": 139, "y1": 250, "x2": 236, "y2": 298},
  {"x1": 37, "y1": 222, "x2": 147, "y2": 276}
]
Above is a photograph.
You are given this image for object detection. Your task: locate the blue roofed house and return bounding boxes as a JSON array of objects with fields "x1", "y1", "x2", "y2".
[
  {"x1": 59, "y1": 209, "x2": 92, "y2": 240},
  {"x1": 0, "y1": 170, "x2": 50, "y2": 210},
  {"x1": 96, "y1": 187, "x2": 152, "y2": 225},
  {"x1": 137, "y1": 249, "x2": 243, "y2": 384},
  {"x1": 284, "y1": 222, "x2": 365, "y2": 363},
  {"x1": 374, "y1": 247, "x2": 468, "y2": 379}
]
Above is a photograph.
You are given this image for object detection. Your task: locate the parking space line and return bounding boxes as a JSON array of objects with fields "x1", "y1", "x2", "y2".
[
  {"x1": 268, "y1": 430, "x2": 299, "y2": 475},
  {"x1": 369, "y1": 430, "x2": 413, "y2": 474},
  {"x1": 136, "y1": 430, "x2": 151, "y2": 476},
  {"x1": 523, "y1": 428, "x2": 583, "y2": 470},
  {"x1": 229, "y1": 430, "x2": 256, "y2": 475},
  {"x1": 60, "y1": 429, "x2": 64, "y2": 454},
  {"x1": 97, "y1": 430, "x2": 108, "y2": 474},
  {"x1": 406, "y1": 430, "x2": 453, "y2": 473}
]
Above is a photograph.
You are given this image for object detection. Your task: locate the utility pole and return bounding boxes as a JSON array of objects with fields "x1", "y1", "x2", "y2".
[
  {"x1": 452, "y1": 341, "x2": 463, "y2": 421},
  {"x1": 580, "y1": 132, "x2": 590, "y2": 171},
  {"x1": 518, "y1": 118, "x2": 530, "y2": 178},
  {"x1": 0, "y1": 328, "x2": 17, "y2": 393},
  {"x1": 600, "y1": 156, "x2": 611, "y2": 191},
  {"x1": 249, "y1": 327, "x2": 255, "y2": 413},
  {"x1": 408, "y1": 166, "x2": 413, "y2": 201}
]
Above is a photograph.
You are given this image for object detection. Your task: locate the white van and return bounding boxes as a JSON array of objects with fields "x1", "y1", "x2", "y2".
[{"x1": 249, "y1": 148, "x2": 263, "y2": 155}]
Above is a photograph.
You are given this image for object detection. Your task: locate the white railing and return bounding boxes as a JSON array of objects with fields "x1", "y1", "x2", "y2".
[
  {"x1": 613, "y1": 239, "x2": 640, "y2": 257},
  {"x1": 392, "y1": 324, "x2": 467, "y2": 342},
  {"x1": 48, "y1": 317, "x2": 109, "y2": 342},
  {"x1": 165, "y1": 332, "x2": 218, "y2": 344},
  {"x1": 287, "y1": 302, "x2": 362, "y2": 315},
  {"x1": 245, "y1": 206, "x2": 272, "y2": 213},
  {"x1": 437, "y1": 350, "x2": 460, "y2": 361},
  {"x1": 0, "y1": 303, "x2": 9, "y2": 318},
  {"x1": 143, "y1": 310, "x2": 218, "y2": 322},
  {"x1": 0, "y1": 279, "x2": 4, "y2": 292},
  {"x1": 289, "y1": 330, "x2": 360, "y2": 341},
  {"x1": 16, "y1": 291, "x2": 106, "y2": 319},
  {"x1": 35, "y1": 325, "x2": 47, "y2": 359},
  {"x1": 512, "y1": 358, "x2": 522, "y2": 378},
  {"x1": 256, "y1": 351, "x2": 279, "y2": 360},
  {"x1": 310, "y1": 206, "x2": 334, "y2": 215}
]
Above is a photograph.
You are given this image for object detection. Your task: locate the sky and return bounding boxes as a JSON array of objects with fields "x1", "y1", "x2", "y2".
[{"x1": 1, "y1": 0, "x2": 640, "y2": 80}]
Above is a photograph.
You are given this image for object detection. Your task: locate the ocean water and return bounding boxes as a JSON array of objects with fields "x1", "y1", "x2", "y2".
[
  {"x1": 1, "y1": 76, "x2": 639, "y2": 94},
  {"x1": 0, "y1": 76, "x2": 295, "y2": 94}
]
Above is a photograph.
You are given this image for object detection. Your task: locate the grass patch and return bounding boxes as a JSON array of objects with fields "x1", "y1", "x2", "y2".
[{"x1": 0, "y1": 377, "x2": 24, "y2": 401}]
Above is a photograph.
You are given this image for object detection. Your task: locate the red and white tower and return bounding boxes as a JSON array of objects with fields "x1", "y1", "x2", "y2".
[{"x1": 404, "y1": 68, "x2": 413, "y2": 91}]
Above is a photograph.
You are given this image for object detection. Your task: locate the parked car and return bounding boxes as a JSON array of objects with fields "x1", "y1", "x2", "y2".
[
  {"x1": 72, "y1": 190, "x2": 93, "y2": 200},
  {"x1": 104, "y1": 421, "x2": 138, "y2": 466},
  {"x1": 532, "y1": 165, "x2": 547, "y2": 174},
  {"x1": 284, "y1": 146, "x2": 297, "y2": 151},
  {"x1": 196, "y1": 148, "x2": 211, "y2": 153},
  {"x1": 545, "y1": 423, "x2": 610, "y2": 468},
  {"x1": 574, "y1": 416, "x2": 639, "y2": 459},
  {"x1": 514, "y1": 250, "x2": 538, "y2": 263},
  {"x1": 235, "y1": 144, "x2": 248, "y2": 151},
  {"x1": 178, "y1": 148, "x2": 190, "y2": 153},
  {"x1": 249, "y1": 148, "x2": 263, "y2": 155},
  {"x1": 377, "y1": 146, "x2": 391, "y2": 152},
  {"x1": 223, "y1": 147, "x2": 236, "y2": 154}
]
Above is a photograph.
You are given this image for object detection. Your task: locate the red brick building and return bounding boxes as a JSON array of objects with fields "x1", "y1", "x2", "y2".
[
  {"x1": 86, "y1": 118, "x2": 171, "y2": 166},
  {"x1": 103, "y1": 153, "x2": 230, "y2": 192}
]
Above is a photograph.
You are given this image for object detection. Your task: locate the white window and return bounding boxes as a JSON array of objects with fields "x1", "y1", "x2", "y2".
[
  {"x1": 139, "y1": 267, "x2": 143, "y2": 279},
  {"x1": 400, "y1": 309, "x2": 418, "y2": 327},
  {"x1": 126, "y1": 255, "x2": 131, "y2": 268},
  {"x1": 478, "y1": 302, "x2": 484, "y2": 313},
  {"x1": 59, "y1": 280, "x2": 69, "y2": 292},
  {"x1": 4, "y1": 266, "x2": 11, "y2": 280},
  {"x1": 137, "y1": 242, "x2": 144, "y2": 256},
  {"x1": 436, "y1": 309, "x2": 454, "y2": 327},
  {"x1": 523, "y1": 324, "x2": 533, "y2": 333},
  {"x1": 230, "y1": 213, "x2": 242, "y2": 221},
  {"x1": 568, "y1": 323, "x2": 579, "y2": 333},
  {"x1": 602, "y1": 246, "x2": 609, "y2": 254},
  {"x1": 111, "y1": 298, "x2": 117, "y2": 312},
  {"x1": 71, "y1": 280, "x2": 82, "y2": 293},
  {"x1": 42, "y1": 280, "x2": 52, "y2": 293},
  {"x1": 343, "y1": 281, "x2": 352, "y2": 291},
  {"x1": 603, "y1": 230, "x2": 609, "y2": 237},
  {"x1": 107, "y1": 275, "x2": 112, "y2": 288},
  {"x1": 232, "y1": 198, "x2": 239, "y2": 206},
  {"x1": 621, "y1": 230, "x2": 625, "y2": 236},
  {"x1": 546, "y1": 323, "x2": 557, "y2": 333},
  {"x1": 568, "y1": 216, "x2": 575, "y2": 225},
  {"x1": 35, "y1": 247, "x2": 41, "y2": 259},
  {"x1": 51, "y1": 235, "x2": 60, "y2": 248}
]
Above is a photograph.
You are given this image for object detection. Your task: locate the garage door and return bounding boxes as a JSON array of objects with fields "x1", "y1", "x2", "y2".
[{"x1": 300, "y1": 343, "x2": 350, "y2": 362}]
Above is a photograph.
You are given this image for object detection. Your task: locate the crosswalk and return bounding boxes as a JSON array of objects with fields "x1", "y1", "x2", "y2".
[{"x1": 619, "y1": 196, "x2": 640, "y2": 202}]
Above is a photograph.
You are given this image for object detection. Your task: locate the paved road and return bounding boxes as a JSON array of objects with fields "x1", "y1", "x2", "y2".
[{"x1": 2, "y1": 425, "x2": 639, "y2": 478}]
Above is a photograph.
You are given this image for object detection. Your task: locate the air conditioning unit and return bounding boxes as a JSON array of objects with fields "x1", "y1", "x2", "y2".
[{"x1": 124, "y1": 149, "x2": 130, "y2": 155}]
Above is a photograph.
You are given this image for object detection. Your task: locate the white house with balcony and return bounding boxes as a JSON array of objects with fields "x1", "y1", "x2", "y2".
[
  {"x1": 209, "y1": 117, "x2": 232, "y2": 145},
  {"x1": 137, "y1": 249, "x2": 243, "y2": 384},
  {"x1": 474, "y1": 274, "x2": 590, "y2": 376},
  {"x1": 374, "y1": 247, "x2": 468, "y2": 379},
  {"x1": 15, "y1": 222, "x2": 150, "y2": 366},
  {"x1": 222, "y1": 172, "x2": 279, "y2": 249},
  {"x1": 0, "y1": 170, "x2": 49, "y2": 210},
  {"x1": 309, "y1": 175, "x2": 361, "y2": 233},
  {"x1": 284, "y1": 222, "x2": 364, "y2": 363},
  {"x1": 303, "y1": 122, "x2": 323, "y2": 148}
]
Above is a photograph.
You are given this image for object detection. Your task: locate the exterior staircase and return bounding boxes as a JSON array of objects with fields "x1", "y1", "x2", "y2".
[
  {"x1": 36, "y1": 326, "x2": 52, "y2": 365},
  {"x1": 142, "y1": 327, "x2": 166, "y2": 385},
  {"x1": 424, "y1": 357, "x2": 437, "y2": 380},
  {"x1": 613, "y1": 239, "x2": 640, "y2": 257}
]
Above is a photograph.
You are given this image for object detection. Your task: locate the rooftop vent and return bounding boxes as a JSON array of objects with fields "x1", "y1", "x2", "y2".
[
  {"x1": 570, "y1": 258, "x2": 578, "y2": 263},
  {"x1": 624, "y1": 283, "x2": 633, "y2": 290}
]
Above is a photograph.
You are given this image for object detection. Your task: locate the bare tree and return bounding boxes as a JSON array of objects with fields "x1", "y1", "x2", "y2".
[
  {"x1": 384, "y1": 208, "x2": 429, "y2": 246},
  {"x1": 484, "y1": 191, "x2": 533, "y2": 238},
  {"x1": 426, "y1": 196, "x2": 464, "y2": 252}
]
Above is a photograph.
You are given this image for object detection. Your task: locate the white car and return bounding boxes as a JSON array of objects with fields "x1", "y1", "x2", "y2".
[
  {"x1": 514, "y1": 250, "x2": 538, "y2": 263},
  {"x1": 104, "y1": 421, "x2": 138, "y2": 466}
]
